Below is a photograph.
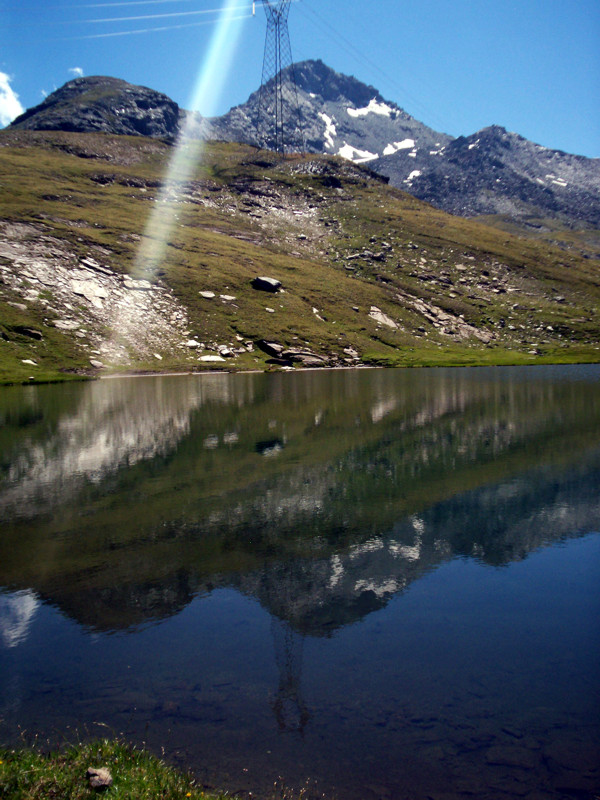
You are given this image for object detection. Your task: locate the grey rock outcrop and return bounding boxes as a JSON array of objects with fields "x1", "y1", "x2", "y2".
[
  {"x1": 86, "y1": 767, "x2": 113, "y2": 790},
  {"x1": 378, "y1": 124, "x2": 600, "y2": 227},
  {"x1": 10, "y1": 76, "x2": 179, "y2": 139},
  {"x1": 205, "y1": 59, "x2": 600, "y2": 229},
  {"x1": 251, "y1": 276, "x2": 282, "y2": 293},
  {"x1": 9, "y1": 64, "x2": 600, "y2": 229}
]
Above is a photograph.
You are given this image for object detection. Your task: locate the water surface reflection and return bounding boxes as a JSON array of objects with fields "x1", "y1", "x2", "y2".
[{"x1": 0, "y1": 366, "x2": 599, "y2": 799}]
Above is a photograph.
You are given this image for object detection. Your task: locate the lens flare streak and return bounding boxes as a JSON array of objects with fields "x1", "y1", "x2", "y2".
[
  {"x1": 134, "y1": 0, "x2": 247, "y2": 274},
  {"x1": 103, "y1": 0, "x2": 248, "y2": 365}
]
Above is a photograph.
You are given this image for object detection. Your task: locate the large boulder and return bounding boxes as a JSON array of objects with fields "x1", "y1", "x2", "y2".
[
  {"x1": 256, "y1": 341, "x2": 285, "y2": 357},
  {"x1": 251, "y1": 276, "x2": 282, "y2": 293}
]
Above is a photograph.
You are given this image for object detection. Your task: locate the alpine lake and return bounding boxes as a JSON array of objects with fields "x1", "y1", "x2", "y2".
[{"x1": 1, "y1": 364, "x2": 599, "y2": 800}]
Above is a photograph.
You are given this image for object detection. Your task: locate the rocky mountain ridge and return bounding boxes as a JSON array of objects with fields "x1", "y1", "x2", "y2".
[
  {"x1": 205, "y1": 60, "x2": 600, "y2": 228},
  {"x1": 10, "y1": 75, "x2": 180, "y2": 139},
  {"x1": 9, "y1": 62, "x2": 600, "y2": 231},
  {"x1": 202, "y1": 59, "x2": 452, "y2": 176},
  {"x1": 380, "y1": 123, "x2": 600, "y2": 227}
]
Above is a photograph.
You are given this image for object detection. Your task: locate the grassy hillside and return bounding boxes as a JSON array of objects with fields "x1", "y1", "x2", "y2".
[
  {"x1": 0, "y1": 130, "x2": 598, "y2": 383},
  {"x1": 476, "y1": 212, "x2": 600, "y2": 261}
]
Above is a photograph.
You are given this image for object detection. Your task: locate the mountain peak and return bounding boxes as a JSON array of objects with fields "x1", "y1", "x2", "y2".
[
  {"x1": 291, "y1": 59, "x2": 385, "y2": 107},
  {"x1": 8, "y1": 65, "x2": 599, "y2": 230},
  {"x1": 10, "y1": 76, "x2": 180, "y2": 139}
]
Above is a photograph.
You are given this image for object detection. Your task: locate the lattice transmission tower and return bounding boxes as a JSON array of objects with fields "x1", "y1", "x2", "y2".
[{"x1": 255, "y1": 0, "x2": 304, "y2": 154}]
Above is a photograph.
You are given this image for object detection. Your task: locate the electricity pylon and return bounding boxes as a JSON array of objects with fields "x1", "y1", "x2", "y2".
[
  {"x1": 256, "y1": 0, "x2": 303, "y2": 154},
  {"x1": 271, "y1": 617, "x2": 310, "y2": 733}
]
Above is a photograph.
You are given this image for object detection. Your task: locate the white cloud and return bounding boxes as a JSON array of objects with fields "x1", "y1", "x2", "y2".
[
  {"x1": 0, "y1": 72, "x2": 24, "y2": 127},
  {"x1": 69, "y1": 67, "x2": 84, "y2": 78}
]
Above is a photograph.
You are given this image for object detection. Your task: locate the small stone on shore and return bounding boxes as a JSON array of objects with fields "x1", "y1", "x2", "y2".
[{"x1": 86, "y1": 766, "x2": 113, "y2": 790}]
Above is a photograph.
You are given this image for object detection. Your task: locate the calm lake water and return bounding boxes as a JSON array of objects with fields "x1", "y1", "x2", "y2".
[{"x1": 1, "y1": 365, "x2": 599, "y2": 800}]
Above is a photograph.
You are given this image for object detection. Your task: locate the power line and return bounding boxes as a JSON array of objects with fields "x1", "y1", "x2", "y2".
[
  {"x1": 85, "y1": 3, "x2": 251, "y2": 23},
  {"x1": 294, "y1": 0, "x2": 449, "y2": 133},
  {"x1": 64, "y1": 13, "x2": 251, "y2": 38},
  {"x1": 81, "y1": 0, "x2": 216, "y2": 7}
]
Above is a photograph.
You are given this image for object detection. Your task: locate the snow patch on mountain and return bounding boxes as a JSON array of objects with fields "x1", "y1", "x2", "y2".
[
  {"x1": 319, "y1": 112, "x2": 337, "y2": 149},
  {"x1": 405, "y1": 170, "x2": 422, "y2": 184},
  {"x1": 347, "y1": 98, "x2": 393, "y2": 118},
  {"x1": 338, "y1": 143, "x2": 379, "y2": 164},
  {"x1": 383, "y1": 138, "x2": 415, "y2": 156}
]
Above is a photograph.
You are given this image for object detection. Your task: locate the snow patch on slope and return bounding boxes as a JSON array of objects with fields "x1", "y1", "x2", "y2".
[
  {"x1": 338, "y1": 143, "x2": 379, "y2": 164},
  {"x1": 319, "y1": 112, "x2": 337, "y2": 149},
  {"x1": 383, "y1": 138, "x2": 415, "y2": 156},
  {"x1": 404, "y1": 170, "x2": 422, "y2": 184},
  {"x1": 347, "y1": 98, "x2": 393, "y2": 118}
]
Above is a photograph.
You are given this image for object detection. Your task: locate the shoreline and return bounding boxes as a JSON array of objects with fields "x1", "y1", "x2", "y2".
[{"x1": 2, "y1": 351, "x2": 600, "y2": 387}]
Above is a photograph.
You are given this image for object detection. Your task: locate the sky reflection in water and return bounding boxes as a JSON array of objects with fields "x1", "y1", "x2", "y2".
[{"x1": 0, "y1": 365, "x2": 599, "y2": 799}]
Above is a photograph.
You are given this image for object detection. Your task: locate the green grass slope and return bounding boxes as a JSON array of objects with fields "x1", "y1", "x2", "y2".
[{"x1": 0, "y1": 130, "x2": 598, "y2": 383}]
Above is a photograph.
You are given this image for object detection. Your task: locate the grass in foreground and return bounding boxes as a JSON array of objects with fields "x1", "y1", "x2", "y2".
[
  {"x1": 0, "y1": 740, "x2": 320, "y2": 800},
  {"x1": 0, "y1": 739, "x2": 226, "y2": 800}
]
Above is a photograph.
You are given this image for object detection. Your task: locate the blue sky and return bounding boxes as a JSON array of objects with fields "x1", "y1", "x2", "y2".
[{"x1": 1, "y1": 0, "x2": 599, "y2": 157}]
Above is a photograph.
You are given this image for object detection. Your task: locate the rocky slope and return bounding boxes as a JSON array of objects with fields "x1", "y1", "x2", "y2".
[
  {"x1": 9, "y1": 76, "x2": 180, "y2": 139},
  {"x1": 378, "y1": 124, "x2": 600, "y2": 227},
  {"x1": 0, "y1": 129, "x2": 598, "y2": 383},
  {"x1": 10, "y1": 65, "x2": 600, "y2": 231},
  {"x1": 0, "y1": 220, "x2": 191, "y2": 369},
  {"x1": 205, "y1": 60, "x2": 600, "y2": 229}
]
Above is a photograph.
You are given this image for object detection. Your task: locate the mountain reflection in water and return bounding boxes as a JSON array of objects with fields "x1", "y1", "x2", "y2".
[{"x1": 0, "y1": 365, "x2": 599, "y2": 800}]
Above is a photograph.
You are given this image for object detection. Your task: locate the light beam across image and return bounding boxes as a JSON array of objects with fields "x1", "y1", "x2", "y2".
[
  {"x1": 101, "y1": 0, "x2": 249, "y2": 366},
  {"x1": 133, "y1": 0, "x2": 248, "y2": 278}
]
